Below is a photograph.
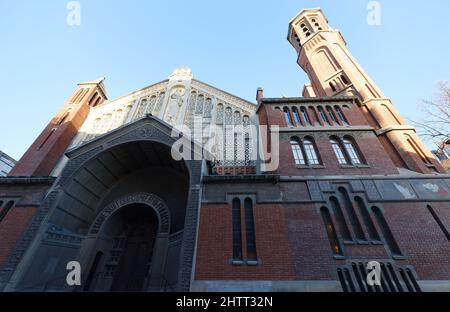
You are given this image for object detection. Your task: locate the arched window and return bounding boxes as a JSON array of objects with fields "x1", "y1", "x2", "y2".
[
  {"x1": 331, "y1": 138, "x2": 348, "y2": 165},
  {"x1": 326, "y1": 106, "x2": 338, "y2": 124},
  {"x1": 111, "y1": 109, "x2": 124, "y2": 129},
  {"x1": 136, "y1": 99, "x2": 148, "y2": 118},
  {"x1": 292, "y1": 107, "x2": 302, "y2": 126},
  {"x1": 123, "y1": 105, "x2": 133, "y2": 124},
  {"x1": 283, "y1": 107, "x2": 293, "y2": 126},
  {"x1": 300, "y1": 107, "x2": 312, "y2": 125},
  {"x1": 232, "y1": 198, "x2": 243, "y2": 262},
  {"x1": 329, "y1": 82, "x2": 337, "y2": 92},
  {"x1": 58, "y1": 108, "x2": 72, "y2": 125},
  {"x1": 233, "y1": 111, "x2": 242, "y2": 125},
  {"x1": 72, "y1": 88, "x2": 84, "y2": 103},
  {"x1": 290, "y1": 139, "x2": 306, "y2": 166},
  {"x1": 146, "y1": 96, "x2": 157, "y2": 115},
  {"x1": 204, "y1": 98, "x2": 213, "y2": 118},
  {"x1": 155, "y1": 92, "x2": 165, "y2": 112},
  {"x1": 318, "y1": 106, "x2": 329, "y2": 124},
  {"x1": 244, "y1": 198, "x2": 257, "y2": 262},
  {"x1": 101, "y1": 114, "x2": 113, "y2": 134},
  {"x1": 216, "y1": 104, "x2": 224, "y2": 124},
  {"x1": 372, "y1": 206, "x2": 402, "y2": 257},
  {"x1": 338, "y1": 187, "x2": 365, "y2": 241},
  {"x1": 330, "y1": 196, "x2": 352, "y2": 241},
  {"x1": 303, "y1": 137, "x2": 321, "y2": 165},
  {"x1": 341, "y1": 75, "x2": 350, "y2": 85},
  {"x1": 195, "y1": 95, "x2": 204, "y2": 114},
  {"x1": 427, "y1": 205, "x2": 450, "y2": 242},
  {"x1": 355, "y1": 197, "x2": 380, "y2": 241},
  {"x1": 335, "y1": 106, "x2": 348, "y2": 124},
  {"x1": 343, "y1": 137, "x2": 363, "y2": 165},
  {"x1": 86, "y1": 118, "x2": 102, "y2": 141},
  {"x1": 320, "y1": 207, "x2": 343, "y2": 256},
  {"x1": 93, "y1": 96, "x2": 102, "y2": 107},
  {"x1": 88, "y1": 92, "x2": 99, "y2": 107},
  {"x1": 0, "y1": 200, "x2": 15, "y2": 222}
]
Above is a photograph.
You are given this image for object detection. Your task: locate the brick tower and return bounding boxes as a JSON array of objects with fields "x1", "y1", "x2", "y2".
[
  {"x1": 287, "y1": 8, "x2": 443, "y2": 174},
  {"x1": 9, "y1": 79, "x2": 107, "y2": 177}
]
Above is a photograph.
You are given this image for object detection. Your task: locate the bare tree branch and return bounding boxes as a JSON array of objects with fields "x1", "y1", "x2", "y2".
[{"x1": 410, "y1": 81, "x2": 450, "y2": 146}]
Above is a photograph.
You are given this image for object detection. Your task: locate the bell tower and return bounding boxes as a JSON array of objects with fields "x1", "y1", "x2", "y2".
[
  {"x1": 10, "y1": 78, "x2": 107, "y2": 176},
  {"x1": 288, "y1": 8, "x2": 444, "y2": 173}
]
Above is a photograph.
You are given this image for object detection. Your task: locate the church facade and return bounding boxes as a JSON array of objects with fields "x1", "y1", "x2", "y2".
[{"x1": 1, "y1": 8, "x2": 450, "y2": 292}]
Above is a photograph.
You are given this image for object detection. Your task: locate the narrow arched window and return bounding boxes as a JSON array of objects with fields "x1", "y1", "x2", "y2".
[
  {"x1": 292, "y1": 107, "x2": 302, "y2": 126},
  {"x1": 216, "y1": 104, "x2": 224, "y2": 124},
  {"x1": 329, "y1": 82, "x2": 337, "y2": 92},
  {"x1": 232, "y1": 198, "x2": 243, "y2": 262},
  {"x1": 155, "y1": 92, "x2": 166, "y2": 112},
  {"x1": 291, "y1": 139, "x2": 306, "y2": 165},
  {"x1": 136, "y1": 99, "x2": 148, "y2": 118},
  {"x1": 283, "y1": 107, "x2": 293, "y2": 126},
  {"x1": 195, "y1": 95, "x2": 204, "y2": 114},
  {"x1": 338, "y1": 187, "x2": 365, "y2": 241},
  {"x1": 88, "y1": 92, "x2": 99, "y2": 107},
  {"x1": 330, "y1": 196, "x2": 352, "y2": 241},
  {"x1": 427, "y1": 205, "x2": 450, "y2": 242},
  {"x1": 244, "y1": 198, "x2": 257, "y2": 262},
  {"x1": 101, "y1": 114, "x2": 113, "y2": 133},
  {"x1": 93, "y1": 96, "x2": 102, "y2": 107},
  {"x1": 146, "y1": 96, "x2": 157, "y2": 115},
  {"x1": 301, "y1": 107, "x2": 312, "y2": 125},
  {"x1": 58, "y1": 108, "x2": 72, "y2": 125},
  {"x1": 0, "y1": 200, "x2": 15, "y2": 222},
  {"x1": 326, "y1": 106, "x2": 338, "y2": 124},
  {"x1": 318, "y1": 106, "x2": 330, "y2": 125},
  {"x1": 335, "y1": 106, "x2": 348, "y2": 124},
  {"x1": 86, "y1": 118, "x2": 102, "y2": 141},
  {"x1": 111, "y1": 109, "x2": 124, "y2": 129},
  {"x1": 372, "y1": 206, "x2": 402, "y2": 257},
  {"x1": 320, "y1": 207, "x2": 343, "y2": 256},
  {"x1": 343, "y1": 137, "x2": 363, "y2": 165},
  {"x1": 355, "y1": 197, "x2": 380, "y2": 241},
  {"x1": 341, "y1": 75, "x2": 350, "y2": 85},
  {"x1": 303, "y1": 137, "x2": 320, "y2": 165},
  {"x1": 331, "y1": 138, "x2": 348, "y2": 165}
]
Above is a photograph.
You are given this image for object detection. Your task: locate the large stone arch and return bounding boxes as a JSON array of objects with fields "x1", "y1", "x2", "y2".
[
  {"x1": 2, "y1": 117, "x2": 203, "y2": 292},
  {"x1": 89, "y1": 192, "x2": 171, "y2": 236}
]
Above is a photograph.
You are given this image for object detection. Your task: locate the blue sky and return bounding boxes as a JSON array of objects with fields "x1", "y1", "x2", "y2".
[{"x1": 0, "y1": 0, "x2": 449, "y2": 160}]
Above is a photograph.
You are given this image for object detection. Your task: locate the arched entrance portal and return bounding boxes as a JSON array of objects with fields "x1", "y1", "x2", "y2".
[
  {"x1": 3, "y1": 119, "x2": 203, "y2": 292},
  {"x1": 70, "y1": 142, "x2": 188, "y2": 292},
  {"x1": 84, "y1": 203, "x2": 159, "y2": 291}
]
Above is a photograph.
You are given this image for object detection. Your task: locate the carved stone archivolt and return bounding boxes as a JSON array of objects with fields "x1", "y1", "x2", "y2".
[{"x1": 89, "y1": 192, "x2": 171, "y2": 235}]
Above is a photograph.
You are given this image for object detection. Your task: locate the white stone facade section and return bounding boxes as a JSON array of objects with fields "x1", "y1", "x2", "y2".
[{"x1": 68, "y1": 68, "x2": 258, "y2": 166}]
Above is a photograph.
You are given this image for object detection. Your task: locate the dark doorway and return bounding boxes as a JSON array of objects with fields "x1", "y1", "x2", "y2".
[{"x1": 106, "y1": 204, "x2": 158, "y2": 291}]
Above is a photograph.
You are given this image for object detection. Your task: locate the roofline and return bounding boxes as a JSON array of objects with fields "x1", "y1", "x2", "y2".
[
  {"x1": 0, "y1": 150, "x2": 17, "y2": 163},
  {"x1": 94, "y1": 80, "x2": 169, "y2": 109},
  {"x1": 261, "y1": 96, "x2": 357, "y2": 104},
  {"x1": 0, "y1": 176, "x2": 56, "y2": 185},
  {"x1": 95, "y1": 78, "x2": 256, "y2": 109},
  {"x1": 192, "y1": 79, "x2": 256, "y2": 107}
]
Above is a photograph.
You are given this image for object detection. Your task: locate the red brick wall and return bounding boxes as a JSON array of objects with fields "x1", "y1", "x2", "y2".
[
  {"x1": 195, "y1": 203, "x2": 296, "y2": 280},
  {"x1": 0, "y1": 206, "x2": 37, "y2": 266},
  {"x1": 0, "y1": 182, "x2": 52, "y2": 267},
  {"x1": 277, "y1": 134, "x2": 398, "y2": 176},
  {"x1": 282, "y1": 203, "x2": 335, "y2": 280},
  {"x1": 382, "y1": 202, "x2": 450, "y2": 280}
]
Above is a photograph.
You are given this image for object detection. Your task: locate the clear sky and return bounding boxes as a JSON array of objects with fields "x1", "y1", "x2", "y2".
[{"x1": 0, "y1": 0, "x2": 449, "y2": 160}]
